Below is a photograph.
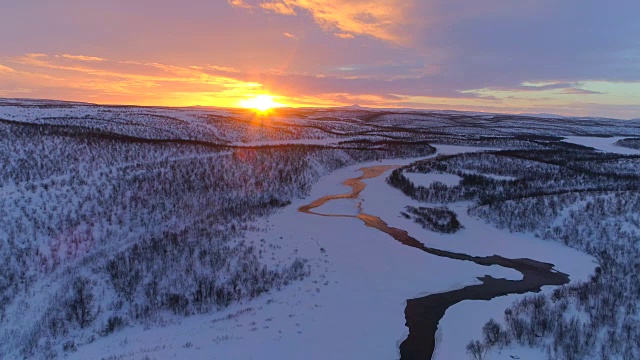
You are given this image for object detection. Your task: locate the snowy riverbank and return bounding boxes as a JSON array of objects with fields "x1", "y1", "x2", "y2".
[{"x1": 70, "y1": 146, "x2": 596, "y2": 360}]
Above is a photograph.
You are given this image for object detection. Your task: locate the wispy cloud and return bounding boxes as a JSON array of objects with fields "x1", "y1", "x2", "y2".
[
  {"x1": 1, "y1": 52, "x2": 638, "y2": 118},
  {"x1": 229, "y1": 0, "x2": 410, "y2": 42},
  {"x1": 1, "y1": 53, "x2": 264, "y2": 106},
  {"x1": 0, "y1": 64, "x2": 16, "y2": 74},
  {"x1": 260, "y1": 2, "x2": 296, "y2": 15},
  {"x1": 204, "y1": 64, "x2": 241, "y2": 73},
  {"x1": 334, "y1": 33, "x2": 355, "y2": 39},
  {"x1": 57, "y1": 54, "x2": 106, "y2": 62},
  {"x1": 558, "y1": 88, "x2": 604, "y2": 95},
  {"x1": 467, "y1": 82, "x2": 606, "y2": 96},
  {"x1": 227, "y1": 0, "x2": 253, "y2": 9},
  {"x1": 2, "y1": 0, "x2": 639, "y2": 118},
  {"x1": 283, "y1": 32, "x2": 298, "y2": 39}
]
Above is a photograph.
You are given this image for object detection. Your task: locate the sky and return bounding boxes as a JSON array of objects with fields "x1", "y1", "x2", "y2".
[{"x1": 1, "y1": 1, "x2": 639, "y2": 119}]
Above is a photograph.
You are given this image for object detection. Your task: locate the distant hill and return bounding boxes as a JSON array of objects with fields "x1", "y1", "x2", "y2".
[{"x1": 518, "y1": 113, "x2": 567, "y2": 119}]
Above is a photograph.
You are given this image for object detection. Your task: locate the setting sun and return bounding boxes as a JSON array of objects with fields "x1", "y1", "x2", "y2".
[{"x1": 239, "y1": 95, "x2": 282, "y2": 112}]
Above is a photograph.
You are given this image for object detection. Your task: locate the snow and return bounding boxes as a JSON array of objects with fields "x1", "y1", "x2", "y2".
[
  {"x1": 405, "y1": 172, "x2": 461, "y2": 186},
  {"x1": 312, "y1": 198, "x2": 361, "y2": 216},
  {"x1": 69, "y1": 147, "x2": 596, "y2": 360},
  {"x1": 230, "y1": 138, "x2": 345, "y2": 146},
  {"x1": 358, "y1": 146, "x2": 597, "y2": 360},
  {"x1": 518, "y1": 113, "x2": 567, "y2": 119},
  {"x1": 482, "y1": 174, "x2": 517, "y2": 181},
  {"x1": 433, "y1": 144, "x2": 499, "y2": 156},
  {"x1": 2, "y1": 101, "x2": 637, "y2": 360},
  {"x1": 361, "y1": 175, "x2": 595, "y2": 282},
  {"x1": 435, "y1": 297, "x2": 548, "y2": 360},
  {"x1": 562, "y1": 136, "x2": 640, "y2": 155},
  {"x1": 459, "y1": 171, "x2": 517, "y2": 181}
]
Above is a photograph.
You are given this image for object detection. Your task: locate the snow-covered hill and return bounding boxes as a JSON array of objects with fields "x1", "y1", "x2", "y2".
[{"x1": 1, "y1": 99, "x2": 639, "y2": 360}]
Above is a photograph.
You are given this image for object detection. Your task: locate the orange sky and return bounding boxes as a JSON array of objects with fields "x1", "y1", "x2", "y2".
[{"x1": 1, "y1": 1, "x2": 639, "y2": 118}]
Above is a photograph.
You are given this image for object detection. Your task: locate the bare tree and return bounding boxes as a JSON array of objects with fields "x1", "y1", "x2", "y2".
[
  {"x1": 466, "y1": 340, "x2": 487, "y2": 360},
  {"x1": 482, "y1": 318, "x2": 502, "y2": 347},
  {"x1": 67, "y1": 277, "x2": 96, "y2": 328}
]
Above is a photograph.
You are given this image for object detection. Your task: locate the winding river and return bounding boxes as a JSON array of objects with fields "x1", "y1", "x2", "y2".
[{"x1": 299, "y1": 165, "x2": 569, "y2": 360}]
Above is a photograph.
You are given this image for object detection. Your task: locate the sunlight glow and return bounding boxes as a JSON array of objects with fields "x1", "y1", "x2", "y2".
[{"x1": 239, "y1": 95, "x2": 283, "y2": 112}]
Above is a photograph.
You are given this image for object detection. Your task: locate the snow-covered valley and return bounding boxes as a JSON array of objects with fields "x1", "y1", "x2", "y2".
[
  {"x1": 0, "y1": 100, "x2": 639, "y2": 360},
  {"x1": 68, "y1": 152, "x2": 594, "y2": 360}
]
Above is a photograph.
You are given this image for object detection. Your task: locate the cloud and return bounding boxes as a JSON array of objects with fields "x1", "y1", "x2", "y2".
[
  {"x1": 2, "y1": 49, "x2": 639, "y2": 118},
  {"x1": 283, "y1": 32, "x2": 298, "y2": 39},
  {"x1": 474, "y1": 82, "x2": 604, "y2": 95},
  {"x1": 4, "y1": 52, "x2": 480, "y2": 109},
  {"x1": 58, "y1": 54, "x2": 106, "y2": 62},
  {"x1": 0, "y1": 64, "x2": 16, "y2": 74},
  {"x1": 334, "y1": 33, "x2": 355, "y2": 39},
  {"x1": 463, "y1": 81, "x2": 607, "y2": 98},
  {"x1": 11, "y1": 54, "x2": 248, "y2": 87},
  {"x1": 230, "y1": 0, "x2": 410, "y2": 42},
  {"x1": 0, "y1": 60, "x2": 62, "y2": 81},
  {"x1": 2, "y1": 53, "x2": 265, "y2": 106},
  {"x1": 227, "y1": 0, "x2": 253, "y2": 9},
  {"x1": 23, "y1": 53, "x2": 49, "y2": 59},
  {"x1": 204, "y1": 64, "x2": 241, "y2": 73},
  {"x1": 558, "y1": 88, "x2": 604, "y2": 95},
  {"x1": 260, "y1": 2, "x2": 296, "y2": 15}
]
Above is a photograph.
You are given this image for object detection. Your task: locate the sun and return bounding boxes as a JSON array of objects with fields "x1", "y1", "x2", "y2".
[{"x1": 239, "y1": 95, "x2": 282, "y2": 112}]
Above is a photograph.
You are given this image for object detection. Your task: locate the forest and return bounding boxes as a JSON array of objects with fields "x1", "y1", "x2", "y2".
[
  {"x1": 401, "y1": 206, "x2": 463, "y2": 234},
  {"x1": 386, "y1": 144, "x2": 640, "y2": 360},
  {"x1": 1, "y1": 100, "x2": 639, "y2": 359},
  {"x1": 615, "y1": 137, "x2": 640, "y2": 150},
  {"x1": 0, "y1": 108, "x2": 435, "y2": 358}
]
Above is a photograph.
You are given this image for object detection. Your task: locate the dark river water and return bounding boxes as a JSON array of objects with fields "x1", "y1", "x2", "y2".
[{"x1": 299, "y1": 165, "x2": 569, "y2": 360}]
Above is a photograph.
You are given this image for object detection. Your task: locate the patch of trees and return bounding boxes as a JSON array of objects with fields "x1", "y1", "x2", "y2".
[
  {"x1": 468, "y1": 190, "x2": 640, "y2": 359},
  {"x1": 3, "y1": 103, "x2": 640, "y2": 358},
  {"x1": 384, "y1": 143, "x2": 640, "y2": 359},
  {"x1": 0, "y1": 118, "x2": 435, "y2": 358},
  {"x1": 615, "y1": 137, "x2": 640, "y2": 150},
  {"x1": 401, "y1": 206, "x2": 463, "y2": 233},
  {"x1": 406, "y1": 148, "x2": 640, "y2": 359},
  {"x1": 388, "y1": 148, "x2": 640, "y2": 206}
]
